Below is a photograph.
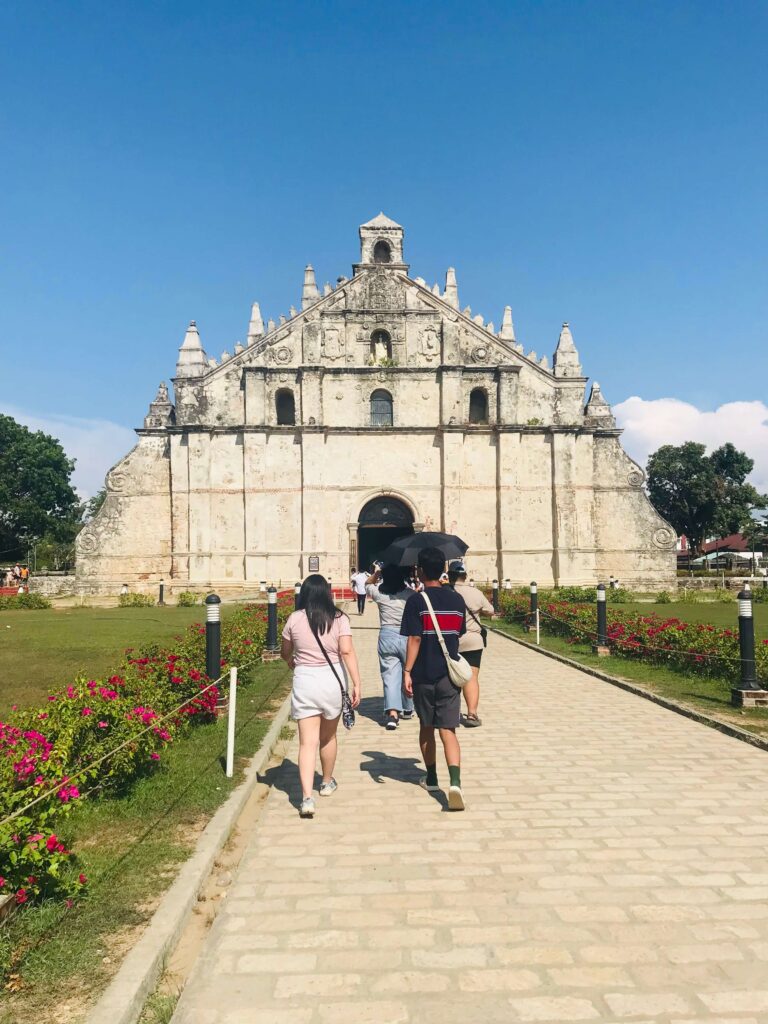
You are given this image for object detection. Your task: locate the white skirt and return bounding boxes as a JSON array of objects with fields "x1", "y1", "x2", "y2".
[{"x1": 291, "y1": 663, "x2": 347, "y2": 721}]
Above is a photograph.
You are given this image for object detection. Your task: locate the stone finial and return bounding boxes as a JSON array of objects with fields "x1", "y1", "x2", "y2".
[
  {"x1": 144, "y1": 380, "x2": 175, "y2": 429},
  {"x1": 444, "y1": 267, "x2": 459, "y2": 309},
  {"x1": 175, "y1": 321, "x2": 208, "y2": 378},
  {"x1": 414, "y1": 276, "x2": 427, "y2": 287},
  {"x1": 486, "y1": 321, "x2": 495, "y2": 334},
  {"x1": 279, "y1": 314, "x2": 286, "y2": 325},
  {"x1": 514, "y1": 342, "x2": 523, "y2": 353},
  {"x1": 553, "y1": 322, "x2": 583, "y2": 378},
  {"x1": 500, "y1": 305, "x2": 516, "y2": 341},
  {"x1": 267, "y1": 318, "x2": 276, "y2": 334},
  {"x1": 432, "y1": 283, "x2": 440, "y2": 296},
  {"x1": 234, "y1": 342, "x2": 244, "y2": 354},
  {"x1": 289, "y1": 306, "x2": 298, "y2": 318},
  {"x1": 527, "y1": 350, "x2": 538, "y2": 362},
  {"x1": 220, "y1": 350, "x2": 231, "y2": 363},
  {"x1": 207, "y1": 357, "x2": 218, "y2": 368},
  {"x1": 473, "y1": 314, "x2": 484, "y2": 325},
  {"x1": 248, "y1": 301, "x2": 264, "y2": 343},
  {"x1": 302, "y1": 265, "x2": 321, "y2": 309},
  {"x1": 539, "y1": 355, "x2": 549, "y2": 369},
  {"x1": 323, "y1": 282, "x2": 332, "y2": 296},
  {"x1": 462, "y1": 306, "x2": 472, "y2": 318},
  {"x1": 584, "y1": 381, "x2": 616, "y2": 427}
]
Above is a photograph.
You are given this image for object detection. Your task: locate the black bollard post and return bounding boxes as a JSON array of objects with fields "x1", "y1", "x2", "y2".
[
  {"x1": 205, "y1": 594, "x2": 221, "y2": 680},
  {"x1": 593, "y1": 584, "x2": 609, "y2": 656},
  {"x1": 158, "y1": 579, "x2": 165, "y2": 607},
  {"x1": 492, "y1": 579, "x2": 500, "y2": 613},
  {"x1": 737, "y1": 588, "x2": 759, "y2": 690},
  {"x1": 294, "y1": 581, "x2": 301, "y2": 610},
  {"x1": 529, "y1": 581, "x2": 538, "y2": 619},
  {"x1": 266, "y1": 586, "x2": 278, "y2": 652}
]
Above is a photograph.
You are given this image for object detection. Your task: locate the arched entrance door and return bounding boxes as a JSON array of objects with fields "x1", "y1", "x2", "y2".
[{"x1": 356, "y1": 496, "x2": 414, "y2": 572}]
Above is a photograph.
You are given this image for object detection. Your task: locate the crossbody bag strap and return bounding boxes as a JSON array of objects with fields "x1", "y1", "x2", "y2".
[
  {"x1": 421, "y1": 590, "x2": 452, "y2": 662},
  {"x1": 309, "y1": 623, "x2": 346, "y2": 696}
]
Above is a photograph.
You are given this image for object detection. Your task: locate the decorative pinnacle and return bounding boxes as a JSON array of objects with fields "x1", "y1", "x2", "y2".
[
  {"x1": 553, "y1": 322, "x2": 582, "y2": 378},
  {"x1": 248, "y1": 301, "x2": 264, "y2": 341},
  {"x1": 302, "y1": 265, "x2": 320, "y2": 309},
  {"x1": 444, "y1": 267, "x2": 459, "y2": 309},
  {"x1": 500, "y1": 305, "x2": 516, "y2": 341}
]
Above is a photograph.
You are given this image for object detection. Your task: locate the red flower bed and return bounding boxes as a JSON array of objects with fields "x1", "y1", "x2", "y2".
[
  {"x1": 0, "y1": 601, "x2": 285, "y2": 906},
  {"x1": 499, "y1": 593, "x2": 767, "y2": 681}
]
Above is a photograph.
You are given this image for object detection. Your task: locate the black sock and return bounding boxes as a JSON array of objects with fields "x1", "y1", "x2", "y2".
[
  {"x1": 425, "y1": 763, "x2": 438, "y2": 787},
  {"x1": 448, "y1": 765, "x2": 461, "y2": 788}
]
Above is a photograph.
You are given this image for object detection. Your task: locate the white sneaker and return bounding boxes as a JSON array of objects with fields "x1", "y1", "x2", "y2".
[
  {"x1": 319, "y1": 779, "x2": 337, "y2": 797},
  {"x1": 419, "y1": 777, "x2": 440, "y2": 793},
  {"x1": 299, "y1": 797, "x2": 316, "y2": 818},
  {"x1": 448, "y1": 785, "x2": 465, "y2": 811}
]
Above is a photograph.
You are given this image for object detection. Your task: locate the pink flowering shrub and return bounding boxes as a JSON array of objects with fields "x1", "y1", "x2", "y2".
[
  {"x1": 499, "y1": 593, "x2": 768, "y2": 680},
  {"x1": 0, "y1": 601, "x2": 279, "y2": 905}
]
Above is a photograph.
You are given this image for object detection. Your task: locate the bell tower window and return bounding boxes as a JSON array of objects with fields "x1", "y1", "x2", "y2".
[
  {"x1": 276, "y1": 389, "x2": 296, "y2": 426},
  {"x1": 370, "y1": 389, "x2": 393, "y2": 427},
  {"x1": 370, "y1": 329, "x2": 392, "y2": 362},
  {"x1": 469, "y1": 388, "x2": 489, "y2": 424},
  {"x1": 373, "y1": 240, "x2": 391, "y2": 264}
]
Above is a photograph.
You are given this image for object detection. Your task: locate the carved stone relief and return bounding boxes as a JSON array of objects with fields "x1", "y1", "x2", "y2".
[
  {"x1": 419, "y1": 325, "x2": 440, "y2": 363},
  {"x1": 323, "y1": 327, "x2": 344, "y2": 361}
]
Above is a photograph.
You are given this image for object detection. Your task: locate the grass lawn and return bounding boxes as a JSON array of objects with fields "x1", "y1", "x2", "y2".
[
  {"x1": 0, "y1": 606, "x2": 239, "y2": 715},
  {"x1": 491, "y1": 618, "x2": 768, "y2": 739},
  {"x1": 0, "y1": 658, "x2": 291, "y2": 1023},
  {"x1": 617, "y1": 600, "x2": 768, "y2": 632}
]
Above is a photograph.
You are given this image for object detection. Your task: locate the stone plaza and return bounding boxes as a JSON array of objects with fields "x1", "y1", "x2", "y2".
[
  {"x1": 170, "y1": 612, "x2": 768, "y2": 1023},
  {"x1": 76, "y1": 214, "x2": 676, "y2": 595}
]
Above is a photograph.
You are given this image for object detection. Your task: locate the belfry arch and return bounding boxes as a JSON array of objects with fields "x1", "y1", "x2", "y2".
[{"x1": 352, "y1": 495, "x2": 415, "y2": 573}]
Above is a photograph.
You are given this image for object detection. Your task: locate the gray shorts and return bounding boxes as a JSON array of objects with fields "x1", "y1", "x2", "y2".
[{"x1": 413, "y1": 675, "x2": 461, "y2": 729}]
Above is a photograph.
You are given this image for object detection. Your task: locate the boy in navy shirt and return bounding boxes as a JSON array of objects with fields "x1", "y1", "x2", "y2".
[{"x1": 401, "y1": 546, "x2": 467, "y2": 810}]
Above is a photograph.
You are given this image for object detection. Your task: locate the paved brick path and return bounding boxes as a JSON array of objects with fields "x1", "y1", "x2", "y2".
[{"x1": 172, "y1": 608, "x2": 768, "y2": 1023}]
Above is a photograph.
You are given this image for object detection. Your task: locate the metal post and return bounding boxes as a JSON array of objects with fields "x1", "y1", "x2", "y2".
[
  {"x1": 266, "y1": 586, "x2": 278, "y2": 652},
  {"x1": 530, "y1": 581, "x2": 538, "y2": 618},
  {"x1": 225, "y1": 667, "x2": 237, "y2": 778},
  {"x1": 158, "y1": 579, "x2": 165, "y2": 606},
  {"x1": 294, "y1": 581, "x2": 301, "y2": 610},
  {"x1": 737, "y1": 589, "x2": 759, "y2": 689},
  {"x1": 597, "y1": 584, "x2": 607, "y2": 647},
  {"x1": 205, "y1": 594, "x2": 221, "y2": 680},
  {"x1": 492, "y1": 579, "x2": 500, "y2": 613}
]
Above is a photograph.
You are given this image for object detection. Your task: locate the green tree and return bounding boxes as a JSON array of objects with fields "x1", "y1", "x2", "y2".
[
  {"x1": 647, "y1": 441, "x2": 767, "y2": 556},
  {"x1": 84, "y1": 487, "x2": 106, "y2": 521},
  {"x1": 0, "y1": 414, "x2": 80, "y2": 562}
]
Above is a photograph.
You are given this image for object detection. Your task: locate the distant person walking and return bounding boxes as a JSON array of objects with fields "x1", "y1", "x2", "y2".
[
  {"x1": 281, "y1": 575, "x2": 362, "y2": 818},
  {"x1": 365, "y1": 564, "x2": 415, "y2": 729},
  {"x1": 351, "y1": 567, "x2": 369, "y2": 615},
  {"x1": 401, "y1": 546, "x2": 467, "y2": 810},
  {"x1": 447, "y1": 560, "x2": 494, "y2": 727}
]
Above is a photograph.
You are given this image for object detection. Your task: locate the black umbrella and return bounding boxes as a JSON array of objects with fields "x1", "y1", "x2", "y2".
[{"x1": 378, "y1": 531, "x2": 469, "y2": 568}]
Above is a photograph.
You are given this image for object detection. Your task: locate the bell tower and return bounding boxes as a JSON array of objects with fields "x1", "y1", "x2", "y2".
[{"x1": 355, "y1": 212, "x2": 408, "y2": 273}]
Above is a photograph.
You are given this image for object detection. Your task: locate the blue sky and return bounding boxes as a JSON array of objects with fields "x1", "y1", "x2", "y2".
[{"x1": 2, "y1": 1, "x2": 767, "y2": 493}]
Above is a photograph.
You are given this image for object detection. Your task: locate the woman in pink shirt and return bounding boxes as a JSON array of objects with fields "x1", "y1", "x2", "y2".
[{"x1": 281, "y1": 575, "x2": 362, "y2": 818}]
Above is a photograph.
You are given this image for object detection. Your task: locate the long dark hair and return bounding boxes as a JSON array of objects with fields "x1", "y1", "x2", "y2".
[
  {"x1": 379, "y1": 563, "x2": 408, "y2": 596},
  {"x1": 297, "y1": 574, "x2": 344, "y2": 636}
]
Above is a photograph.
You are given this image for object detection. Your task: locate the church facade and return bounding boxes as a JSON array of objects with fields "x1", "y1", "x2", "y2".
[{"x1": 76, "y1": 214, "x2": 676, "y2": 593}]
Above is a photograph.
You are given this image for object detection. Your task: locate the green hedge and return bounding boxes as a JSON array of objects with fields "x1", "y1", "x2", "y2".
[{"x1": 0, "y1": 593, "x2": 52, "y2": 610}]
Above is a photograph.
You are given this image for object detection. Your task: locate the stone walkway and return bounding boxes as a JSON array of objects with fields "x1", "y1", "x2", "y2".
[{"x1": 172, "y1": 607, "x2": 768, "y2": 1024}]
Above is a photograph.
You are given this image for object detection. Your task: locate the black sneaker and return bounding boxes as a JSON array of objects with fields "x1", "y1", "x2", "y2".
[
  {"x1": 385, "y1": 713, "x2": 399, "y2": 730},
  {"x1": 401, "y1": 710, "x2": 414, "y2": 720}
]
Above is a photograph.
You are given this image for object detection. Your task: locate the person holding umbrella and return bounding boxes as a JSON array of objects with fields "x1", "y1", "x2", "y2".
[{"x1": 399, "y1": 545, "x2": 468, "y2": 811}]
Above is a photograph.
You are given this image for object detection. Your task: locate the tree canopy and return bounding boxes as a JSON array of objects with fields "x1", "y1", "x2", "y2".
[
  {"x1": 647, "y1": 441, "x2": 767, "y2": 555},
  {"x1": 0, "y1": 414, "x2": 81, "y2": 562}
]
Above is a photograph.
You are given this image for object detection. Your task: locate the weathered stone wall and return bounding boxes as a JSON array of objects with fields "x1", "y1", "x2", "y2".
[
  {"x1": 29, "y1": 574, "x2": 76, "y2": 596},
  {"x1": 75, "y1": 216, "x2": 677, "y2": 594}
]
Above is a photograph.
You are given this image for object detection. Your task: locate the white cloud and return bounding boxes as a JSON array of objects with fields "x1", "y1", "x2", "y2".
[
  {"x1": 2, "y1": 405, "x2": 136, "y2": 499},
  {"x1": 614, "y1": 397, "x2": 768, "y2": 494}
]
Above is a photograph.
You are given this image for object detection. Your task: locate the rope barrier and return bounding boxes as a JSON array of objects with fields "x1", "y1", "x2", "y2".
[{"x1": 1, "y1": 669, "x2": 231, "y2": 830}]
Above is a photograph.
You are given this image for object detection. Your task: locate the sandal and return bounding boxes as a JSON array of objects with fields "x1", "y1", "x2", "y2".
[{"x1": 461, "y1": 713, "x2": 482, "y2": 728}]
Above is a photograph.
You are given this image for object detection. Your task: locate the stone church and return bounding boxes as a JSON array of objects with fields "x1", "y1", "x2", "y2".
[{"x1": 76, "y1": 214, "x2": 676, "y2": 593}]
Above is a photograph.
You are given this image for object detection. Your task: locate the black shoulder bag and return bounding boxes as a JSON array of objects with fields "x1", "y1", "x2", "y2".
[
  {"x1": 310, "y1": 625, "x2": 356, "y2": 730},
  {"x1": 466, "y1": 606, "x2": 488, "y2": 648}
]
